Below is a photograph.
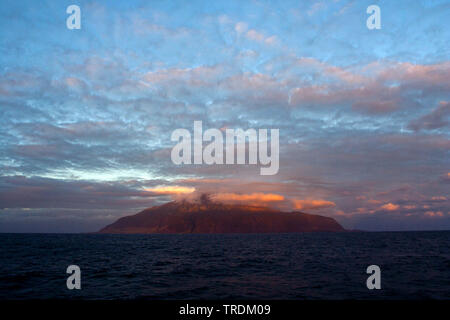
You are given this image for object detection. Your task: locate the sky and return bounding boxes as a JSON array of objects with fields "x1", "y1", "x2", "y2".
[{"x1": 0, "y1": 0, "x2": 449, "y2": 232}]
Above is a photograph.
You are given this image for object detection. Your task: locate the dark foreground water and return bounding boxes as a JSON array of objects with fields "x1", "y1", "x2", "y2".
[{"x1": 0, "y1": 232, "x2": 449, "y2": 299}]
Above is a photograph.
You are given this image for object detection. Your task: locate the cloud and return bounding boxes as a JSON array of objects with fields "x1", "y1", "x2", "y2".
[
  {"x1": 0, "y1": 0, "x2": 449, "y2": 232},
  {"x1": 289, "y1": 61, "x2": 450, "y2": 115},
  {"x1": 145, "y1": 186, "x2": 195, "y2": 195},
  {"x1": 424, "y1": 211, "x2": 444, "y2": 217},
  {"x1": 244, "y1": 29, "x2": 278, "y2": 46},
  {"x1": 380, "y1": 203, "x2": 400, "y2": 211},
  {"x1": 292, "y1": 199, "x2": 336, "y2": 211},
  {"x1": 213, "y1": 192, "x2": 285, "y2": 204},
  {"x1": 0, "y1": 176, "x2": 163, "y2": 210},
  {"x1": 408, "y1": 101, "x2": 450, "y2": 131}
]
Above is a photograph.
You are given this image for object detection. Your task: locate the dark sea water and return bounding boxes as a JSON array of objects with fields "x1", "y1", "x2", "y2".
[{"x1": 0, "y1": 232, "x2": 449, "y2": 300}]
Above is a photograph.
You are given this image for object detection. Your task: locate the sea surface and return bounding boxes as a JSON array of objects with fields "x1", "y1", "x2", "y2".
[{"x1": 0, "y1": 231, "x2": 449, "y2": 300}]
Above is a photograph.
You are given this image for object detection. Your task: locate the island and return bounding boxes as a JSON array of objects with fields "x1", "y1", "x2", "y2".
[{"x1": 98, "y1": 197, "x2": 345, "y2": 234}]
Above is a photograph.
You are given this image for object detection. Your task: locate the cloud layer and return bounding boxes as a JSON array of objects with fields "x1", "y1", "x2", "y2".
[{"x1": 0, "y1": 0, "x2": 449, "y2": 232}]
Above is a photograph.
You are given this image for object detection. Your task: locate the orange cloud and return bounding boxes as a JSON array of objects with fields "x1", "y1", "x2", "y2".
[
  {"x1": 424, "y1": 211, "x2": 444, "y2": 217},
  {"x1": 292, "y1": 199, "x2": 336, "y2": 211},
  {"x1": 213, "y1": 192, "x2": 284, "y2": 203},
  {"x1": 145, "y1": 186, "x2": 195, "y2": 195},
  {"x1": 380, "y1": 203, "x2": 400, "y2": 211}
]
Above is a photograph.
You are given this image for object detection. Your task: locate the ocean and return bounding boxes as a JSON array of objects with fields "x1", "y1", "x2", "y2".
[{"x1": 0, "y1": 231, "x2": 449, "y2": 300}]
